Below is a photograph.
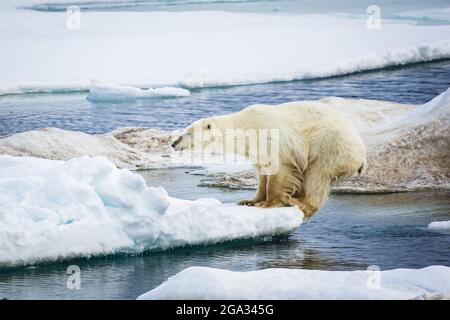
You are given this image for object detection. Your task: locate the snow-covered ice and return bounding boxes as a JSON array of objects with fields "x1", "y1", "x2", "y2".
[
  {"x1": 137, "y1": 265, "x2": 450, "y2": 300},
  {"x1": 428, "y1": 221, "x2": 450, "y2": 233},
  {"x1": 0, "y1": 155, "x2": 302, "y2": 267},
  {"x1": 337, "y1": 86, "x2": 450, "y2": 192},
  {"x1": 321, "y1": 97, "x2": 417, "y2": 134},
  {"x1": 87, "y1": 81, "x2": 190, "y2": 101},
  {"x1": 0, "y1": 127, "x2": 162, "y2": 169},
  {"x1": 1, "y1": 1, "x2": 450, "y2": 95}
]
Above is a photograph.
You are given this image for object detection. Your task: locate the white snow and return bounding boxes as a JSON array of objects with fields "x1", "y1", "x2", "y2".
[
  {"x1": 87, "y1": 81, "x2": 190, "y2": 101},
  {"x1": 0, "y1": 155, "x2": 302, "y2": 267},
  {"x1": 1, "y1": 2, "x2": 450, "y2": 94},
  {"x1": 428, "y1": 221, "x2": 450, "y2": 233},
  {"x1": 137, "y1": 265, "x2": 450, "y2": 300}
]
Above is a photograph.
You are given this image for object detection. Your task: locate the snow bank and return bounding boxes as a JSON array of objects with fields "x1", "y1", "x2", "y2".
[
  {"x1": 138, "y1": 266, "x2": 450, "y2": 300},
  {"x1": 87, "y1": 81, "x2": 190, "y2": 101},
  {"x1": 1, "y1": 5, "x2": 450, "y2": 95},
  {"x1": 0, "y1": 155, "x2": 302, "y2": 267},
  {"x1": 428, "y1": 221, "x2": 450, "y2": 233}
]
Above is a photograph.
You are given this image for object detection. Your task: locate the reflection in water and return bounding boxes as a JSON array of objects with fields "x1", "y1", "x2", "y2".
[{"x1": 0, "y1": 237, "x2": 365, "y2": 300}]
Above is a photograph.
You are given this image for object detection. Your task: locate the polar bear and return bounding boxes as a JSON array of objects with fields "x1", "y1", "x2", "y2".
[{"x1": 172, "y1": 100, "x2": 366, "y2": 217}]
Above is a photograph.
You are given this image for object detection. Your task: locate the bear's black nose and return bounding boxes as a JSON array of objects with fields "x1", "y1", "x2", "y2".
[
  {"x1": 172, "y1": 136, "x2": 183, "y2": 149},
  {"x1": 172, "y1": 137, "x2": 181, "y2": 149}
]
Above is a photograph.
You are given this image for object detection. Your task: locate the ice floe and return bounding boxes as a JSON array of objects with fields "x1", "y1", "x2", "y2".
[
  {"x1": 137, "y1": 265, "x2": 450, "y2": 300},
  {"x1": 0, "y1": 155, "x2": 302, "y2": 267},
  {"x1": 87, "y1": 81, "x2": 190, "y2": 101},
  {"x1": 428, "y1": 221, "x2": 450, "y2": 234}
]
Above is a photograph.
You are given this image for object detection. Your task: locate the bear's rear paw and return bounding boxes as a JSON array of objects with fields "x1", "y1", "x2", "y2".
[
  {"x1": 288, "y1": 199, "x2": 318, "y2": 218},
  {"x1": 254, "y1": 200, "x2": 285, "y2": 208}
]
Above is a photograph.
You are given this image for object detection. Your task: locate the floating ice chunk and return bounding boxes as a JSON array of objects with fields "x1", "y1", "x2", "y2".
[
  {"x1": 137, "y1": 265, "x2": 450, "y2": 300},
  {"x1": 428, "y1": 221, "x2": 450, "y2": 234},
  {"x1": 87, "y1": 81, "x2": 190, "y2": 101},
  {"x1": 0, "y1": 155, "x2": 302, "y2": 267}
]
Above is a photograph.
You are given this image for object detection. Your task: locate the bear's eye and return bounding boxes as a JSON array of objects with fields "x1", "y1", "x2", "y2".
[{"x1": 206, "y1": 124, "x2": 211, "y2": 130}]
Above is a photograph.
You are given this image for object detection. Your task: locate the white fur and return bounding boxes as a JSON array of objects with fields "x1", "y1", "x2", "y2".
[{"x1": 175, "y1": 100, "x2": 366, "y2": 217}]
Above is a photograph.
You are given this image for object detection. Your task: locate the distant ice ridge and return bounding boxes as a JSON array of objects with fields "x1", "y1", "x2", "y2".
[
  {"x1": 428, "y1": 221, "x2": 450, "y2": 233},
  {"x1": 1, "y1": 9, "x2": 450, "y2": 95},
  {"x1": 27, "y1": 0, "x2": 256, "y2": 11},
  {"x1": 395, "y1": 7, "x2": 450, "y2": 24},
  {"x1": 0, "y1": 155, "x2": 302, "y2": 267},
  {"x1": 137, "y1": 266, "x2": 450, "y2": 300},
  {"x1": 179, "y1": 41, "x2": 450, "y2": 89},
  {"x1": 87, "y1": 81, "x2": 190, "y2": 101}
]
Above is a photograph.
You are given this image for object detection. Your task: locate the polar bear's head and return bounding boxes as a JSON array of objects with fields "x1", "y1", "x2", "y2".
[
  {"x1": 172, "y1": 108, "x2": 280, "y2": 174},
  {"x1": 172, "y1": 116, "x2": 227, "y2": 152}
]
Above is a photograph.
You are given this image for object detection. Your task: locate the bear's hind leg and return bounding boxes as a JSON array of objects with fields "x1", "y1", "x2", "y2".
[
  {"x1": 238, "y1": 175, "x2": 267, "y2": 206},
  {"x1": 296, "y1": 162, "x2": 331, "y2": 217}
]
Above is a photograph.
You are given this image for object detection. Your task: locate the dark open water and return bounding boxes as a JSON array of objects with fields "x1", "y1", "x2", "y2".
[{"x1": 1, "y1": 60, "x2": 450, "y2": 135}]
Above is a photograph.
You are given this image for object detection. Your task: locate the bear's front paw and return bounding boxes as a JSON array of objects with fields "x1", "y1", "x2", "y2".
[{"x1": 238, "y1": 199, "x2": 258, "y2": 206}]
